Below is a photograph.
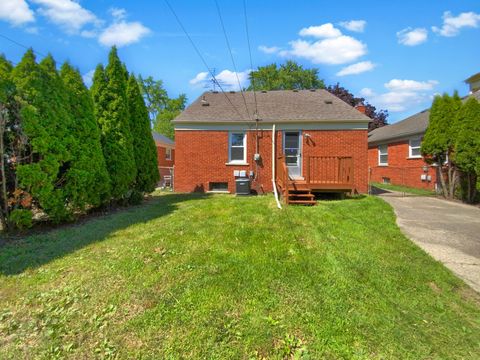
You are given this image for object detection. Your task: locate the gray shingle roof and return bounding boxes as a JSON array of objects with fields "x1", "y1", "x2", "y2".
[
  {"x1": 174, "y1": 90, "x2": 371, "y2": 123},
  {"x1": 152, "y1": 132, "x2": 174, "y2": 147},
  {"x1": 368, "y1": 109, "x2": 430, "y2": 144},
  {"x1": 368, "y1": 90, "x2": 480, "y2": 145}
]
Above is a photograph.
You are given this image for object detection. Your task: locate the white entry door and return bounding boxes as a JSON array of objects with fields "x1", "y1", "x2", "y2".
[{"x1": 283, "y1": 131, "x2": 302, "y2": 178}]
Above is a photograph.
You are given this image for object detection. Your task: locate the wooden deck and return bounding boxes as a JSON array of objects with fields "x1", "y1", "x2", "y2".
[{"x1": 275, "y1": 155, "x2": 354, "y2": 205}]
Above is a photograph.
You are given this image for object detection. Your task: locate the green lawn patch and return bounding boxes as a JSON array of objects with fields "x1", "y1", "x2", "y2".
[
  {"x1": 371, "y1": 182, "x2": 436, "y2": 196},
  {"x1": 0, "y1": 193, "x2": 479, "y2": 359}
]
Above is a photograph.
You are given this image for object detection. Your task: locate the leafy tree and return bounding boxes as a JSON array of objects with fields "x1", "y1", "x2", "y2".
[
  {"x1": 153, "y1": 94, "x2": 187, "y2": 140},
  {"x1": 12, "y1": 51, "x2": 75, "y2": 222},
  {"x1": 422, "y1": 92, "x2": 462, "y2": 198},
  {"x1": 91, "y1": 47, "x2": 136, "y2": 201},
  {"x1": 60, "y1": 62, "x2": 111, "y2": 209},
  {"x1": 248, "y1": 61, "x2": 325, "y2": 91},
  {"x1": 137, "y1": 75, "x2": 186, "y2": 139},
  {"x1": 455, "y1": 97, "x2": 480, "y2": 203},
  {"x1": 126, "y1": 74, "x2": 159, "y2": 193},
  {"x1": 326, "y1": 83, "x2": 388, "y2": 131}
]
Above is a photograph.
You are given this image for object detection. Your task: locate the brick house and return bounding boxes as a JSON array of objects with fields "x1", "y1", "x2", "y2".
[
  {"x1": 173, "y1": 90, "x2": 371, "y2": 202},
  {"x1": 368, "y1": 82, "x2": 480, "y2": 191},
  {"x1": 152, "y1": 131, "x2": 174, "y2": 187},
  {"x1": 368, "y1": 110, "x2": 437, "y2": 190}
]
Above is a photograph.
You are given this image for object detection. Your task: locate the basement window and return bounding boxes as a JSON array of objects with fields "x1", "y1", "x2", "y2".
[
  {"x1": 209, "y1": 182, "x2": 229, "y2": 192},
  {"x1": 378, "y1": 144, "x2": 388, "y2": 166},
  {"x1": 382, "y1": 177, "x2": 391, "y2": 184}
]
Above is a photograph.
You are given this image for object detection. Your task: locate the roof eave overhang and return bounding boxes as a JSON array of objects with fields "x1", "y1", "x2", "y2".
[{"x1": 368, "y1": 130, "x2": 425, "y2": 146}]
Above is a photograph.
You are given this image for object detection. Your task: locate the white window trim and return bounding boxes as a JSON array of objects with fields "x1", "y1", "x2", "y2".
[
  {"x1": 165, "y1": 147, "x2": 172, "y2": 161},
  {"x1": 378, "y1": 144, "x2": 388, "y2": 166},
  {"x1": 227, "y1": 132, "x2": 247, "y2": 164},
  {"x1": 408, "y1": 137, "x2": 422, "y2": 159}
]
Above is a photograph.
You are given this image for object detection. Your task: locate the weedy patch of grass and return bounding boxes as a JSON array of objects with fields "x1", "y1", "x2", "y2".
[
  {"x1": 0, "y1": 192, "x2": 479, "y2": 359},
  {"x1": 371, "y1": 182, "x2": 436, "y2": 196}
]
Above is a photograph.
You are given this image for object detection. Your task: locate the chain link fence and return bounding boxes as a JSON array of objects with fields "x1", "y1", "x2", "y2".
[{"x1": 158, "y1": 166, "x2": 174, "y2": 190}]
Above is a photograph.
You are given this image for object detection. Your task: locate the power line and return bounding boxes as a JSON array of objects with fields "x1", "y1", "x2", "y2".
[
  {"x1": 214, "y1": 0, "x2": 251, "y2": 121},
  {"x1": 0, "y1": 33, "x2": 47, "y2": 59},
  {"x1": 163, "y1": 0, "x2": 246, "y2": 121},
  {"x1": 242, "y1": 0, "x2": 258, "y2": 118}
]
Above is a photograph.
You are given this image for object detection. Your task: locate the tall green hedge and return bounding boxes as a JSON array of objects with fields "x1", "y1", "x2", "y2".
[
  {"x1": 91, "y1": 47, "x2": 136, "y2": 201},
  {"x1": 12, "y1": 51, "x2": 74, "y2": 222},
  {"x1": 1, "y1": 47, "x2": 162, "y2": 229},
  {"x1": 60, "y1": 62, "x2": 111, "y2": 209},
  {"x1": 127, "y1": 74, "x2": 159, "y2": 193}
]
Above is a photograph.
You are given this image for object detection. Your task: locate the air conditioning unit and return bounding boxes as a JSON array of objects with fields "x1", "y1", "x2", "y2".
[{"x1": 235, "y1": 178, "x2": 250, "y2": 195}]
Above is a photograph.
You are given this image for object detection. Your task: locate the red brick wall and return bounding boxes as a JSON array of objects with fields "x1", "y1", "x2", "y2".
[
  {"x1": 156, "y1": 145, "x2": 175, "y2": 167},
  {"x1": 368, "y1": 140, "x2": 437, "y2": 190},
  {"x1": 174, "y1": 129, "x2": 368, "y2": 194}
]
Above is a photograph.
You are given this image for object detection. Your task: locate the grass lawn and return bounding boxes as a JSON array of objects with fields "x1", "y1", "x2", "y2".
[
  {"x1": 371, "y1": 182, "x2": 436, "y2": 196},
  {"x1": 0, "y1": 193, "x2": 479, "y2": 359}
]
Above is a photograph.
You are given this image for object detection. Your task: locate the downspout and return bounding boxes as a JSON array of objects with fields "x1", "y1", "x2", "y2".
[{"x1": 271, "y1": 124, "x2": 282, "y2": 209}]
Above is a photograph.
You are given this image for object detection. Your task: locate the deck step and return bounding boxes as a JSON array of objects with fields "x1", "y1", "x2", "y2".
[
  {"x1": 285, "y1": 188, "x2": 317, "y2": 206},
  {"x1": 289, "y1": 193, "x2": 315, "y2": 198},
  {"x1": 287, "y1": 200, "x2": 316, "y2": 205}
]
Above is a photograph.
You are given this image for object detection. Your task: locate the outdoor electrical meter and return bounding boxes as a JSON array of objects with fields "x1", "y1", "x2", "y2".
[{"x1": 235, "y1": 178, "x2": 250, "y2": 195}]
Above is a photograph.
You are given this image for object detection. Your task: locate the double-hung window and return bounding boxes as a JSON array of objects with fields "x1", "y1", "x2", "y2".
[
  {"x1": 229, "y1": 132, "x2": 246, "y2": 163},
  {"x1": 165, "y1": 148, "x2": 172, "y2": 160},
  {"x1": 378, "y1": 144, "x2": 388, "y2": 166},
  {"x1": 409, "y1": 138, "x2": 422, "y2": 158}
]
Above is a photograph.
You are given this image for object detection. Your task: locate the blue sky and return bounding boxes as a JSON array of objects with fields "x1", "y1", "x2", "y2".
[{"x1": 1, "y1": 0, "x2": 479, "y2": 123}]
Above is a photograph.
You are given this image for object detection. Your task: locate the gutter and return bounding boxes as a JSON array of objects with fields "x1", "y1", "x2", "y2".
[{"x1": 271, "y1": 124, "x2": 282, "y2": 209}]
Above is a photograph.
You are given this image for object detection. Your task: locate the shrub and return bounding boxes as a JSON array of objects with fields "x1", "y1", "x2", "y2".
[{"x1": 8, "y1": 209, "x2": 33, "y2": 230}]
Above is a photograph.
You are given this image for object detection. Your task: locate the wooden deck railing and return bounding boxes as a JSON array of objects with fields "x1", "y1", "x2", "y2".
[
  {"x1": 305, "y1": 156, "x2": 353, "y2": 186},
  {"x1": 276, "y1": 155, "x2": 289, "y2": 202}
]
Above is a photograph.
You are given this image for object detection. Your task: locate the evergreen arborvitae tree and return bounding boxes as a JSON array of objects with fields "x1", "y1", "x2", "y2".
[
  {"x1": 91, "y1": 47, "x2": 136, "y2": 201},
  {"x1": 422, "y1": 92, "x2": 462, "y2": 198},
  {"x1": 455, "y1": 97, "x2": 480, "y2": 202},
  {"x1": 60, "y1": 62, "x2": 111, "y2": 209},
  {"x1": 12, "y1": 51, "x2": 74, "y2": 222},
  {"x1": 126, "y1": 74, "x2": 159, "y2": 193}
]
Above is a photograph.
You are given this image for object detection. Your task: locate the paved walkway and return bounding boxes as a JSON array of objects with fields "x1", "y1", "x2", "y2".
[{"x1": 376, "y1": 190, "x2": 480, "y2": 292}]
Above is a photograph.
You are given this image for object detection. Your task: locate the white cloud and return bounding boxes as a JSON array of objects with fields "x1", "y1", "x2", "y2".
[
  {"x1": 397, "y1": 27, "x2": 428, "y2": 46},
  {"x1": 384, "y1": 79, "x2": 438, "y2": 92},
  {"x1": 258, "y1": 45, "x2": 280, "y2": 54},
  {"x1": 432, "y1": 11, "x2": 480, "y2": 37},
  {"x1": 359, "y1": 87, "x2": 375, "y2": 97},
  {"x1": 82, "y1": 69, "x2": 95, "y2": 88},
  {"x1": 190, "y1": 69, "x2": 251, "y2": 91},
  {"x1": 109, "y1": 7, "x2": 127, "y2": 21},
  {"x1": 189, "y1": 72, "x2": 209, "y2": 86},
  {"x1": 299, "y1": 23, "x2": 342, "y2": 38},
  {"x1": 0, "y1": 0, "x2": 34, "y2": 26},
  {"x1": 336, "y1": 61, "x2": 376, "y2": 76},
  {"x1": 339, "y1": 20, "x2": 366, "y2": 33},
  {"x1": 361, "y1": 79, "x2": 439, "y2": 112},
  {"x1": 32, "y1": 0, "x2": 101, "y2": 34},
  {"x1": 281, "y1": 35, "x2": 367, "y2": 65},
  {"x1": 279, "y1": 22, "x2": 368, "y2": 65},
  {"x1": 98, "y1": 21, "x2": 151, "y2": 47}
]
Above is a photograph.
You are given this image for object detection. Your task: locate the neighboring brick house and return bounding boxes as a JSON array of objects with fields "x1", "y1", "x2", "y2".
[
  {"x1": 368, "y1": 84, "x2": 480, "y2": 191},
  {"x1": 173, "y1": 90, "x2": 371, "y2": 200},
  {"x1": 368, "y1": 110, "x2": 437, "y2": 190},
  {"x1": 152, "y1": 132, "x2": 174, "y2": 186}
]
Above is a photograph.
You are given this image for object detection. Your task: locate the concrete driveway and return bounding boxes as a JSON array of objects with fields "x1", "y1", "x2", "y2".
[{"x1": 376, "y1": 189, "x2": 480, "y2": 292}]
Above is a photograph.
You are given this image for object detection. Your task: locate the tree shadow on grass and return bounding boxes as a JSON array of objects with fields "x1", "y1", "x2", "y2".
[{"x1": 0, "y1": 193, "x2": 209, "y2": 276}]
